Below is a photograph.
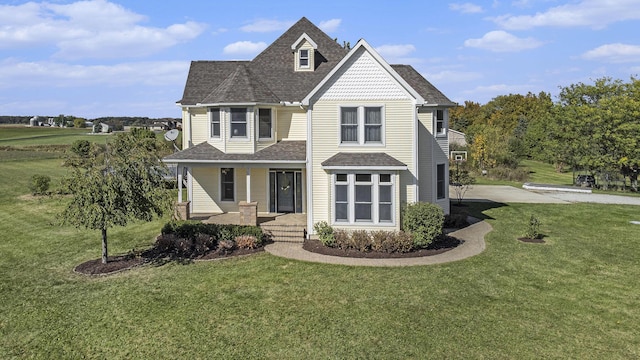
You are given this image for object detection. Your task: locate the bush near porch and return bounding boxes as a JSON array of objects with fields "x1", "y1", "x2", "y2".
[{"x1": 156, "y1": 221, "x2": 265, "y2": 258}]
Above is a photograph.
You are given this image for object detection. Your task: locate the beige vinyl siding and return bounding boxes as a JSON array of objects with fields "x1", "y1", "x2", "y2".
[
  {"x1": 417, "y1": 109, "x2": 434, "y2": 202},
  {"x1": 181, "y1": 108, "x2": 190, "y2": 149},
  {"x1": 190, "y1": 107, "x2": 209, "y2": 147},
  {"x1": 249, "y1": 168, "x2": 269, "y2": 213},
  {"x1": 191, "y1": 167, "x2": 222, "y2": 214},
  {"x1": 310, "y1": 99, "x2": 415, "y2": 230},
  {"x1": 276, "y1": 107, "x2": 307, "y2": 141}
]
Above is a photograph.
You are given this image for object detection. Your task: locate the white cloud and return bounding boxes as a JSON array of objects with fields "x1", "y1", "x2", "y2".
[
  {"x1": 493, "y1": 0, "x2": 640, "y2": 30},
  {"x1": 449, "y1": 2, "x2": 484, "y2": 13},
  {"x1": 0, "y1": 59, "x2": 190, "y2": 89},
  {"x1": 376, "y1": 44, "x2": 416, "y2": 58},
  {"x1": 0, "y1": 0, "x2": 206, "y2": 59},
  {"x1": 464, "y1": 30, "x2": 543, "y2": 52},
  {"x1": 319, "y1": 18, "x2": 342, "y2": 32},
  {"x1": 424, "y1": 70, "x2": 483, "y2": 83},
  {"x1": 240, "y1": 19, "x2": 294, "y2": 32},
  {"x1": 223, "y1": 41, "x2": 268, "y2": 56},
  {"x1": 582, "y1": 43, "x2": 640, "y2": 63}
]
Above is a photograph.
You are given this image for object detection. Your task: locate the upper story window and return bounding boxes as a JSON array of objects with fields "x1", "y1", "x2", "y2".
[
  {"x1": 258, "y1": 108, "x2": 273, "y2": 140},
  {"x1": 299, "y1": 49, "x2": 309, "y2": 68},
  {"x1": 230, "y1": 108, "x2": 247, "y2": 138},
  {"x1": 435, "y1": 109, "x2": 446, "y2": 136},
  {"x1": 340, "y1": 106, "x2": 384, "y2": 145},
  {"x1": 210, "y1": 108, "x2": 220, "y2": 138}
]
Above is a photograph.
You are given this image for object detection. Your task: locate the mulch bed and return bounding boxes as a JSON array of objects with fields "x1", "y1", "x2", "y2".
[
  {"x1": 75, "y1": 247, "x2": 266, "y2": 276},
  {"x1": 302, "y1": 236, "x2": 462, "y2": 259},
  {"x1": 517, "y1": 237, "x2": 546, "y2": 244}
]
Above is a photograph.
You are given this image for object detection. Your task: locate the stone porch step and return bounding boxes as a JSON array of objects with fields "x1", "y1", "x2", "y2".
[{"x1": 261, "y1": 224, "x2": 306, "y2": 243}]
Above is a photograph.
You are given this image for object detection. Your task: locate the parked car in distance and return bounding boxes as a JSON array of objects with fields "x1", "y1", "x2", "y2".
[{"x1": 575, "y1": 174, "x2": 596, "y2": 187}]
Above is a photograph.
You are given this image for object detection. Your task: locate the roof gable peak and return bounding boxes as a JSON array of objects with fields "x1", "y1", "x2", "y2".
[{"x1": 291, "y1": 32, "x2": 318, "y2": 50}]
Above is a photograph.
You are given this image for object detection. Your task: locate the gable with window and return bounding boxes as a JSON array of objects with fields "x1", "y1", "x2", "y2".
[
  {"x1": 291, "y1": 33, "x2": 317, "y2": 72},
  {"x1": 340, "y1": 106, "x2": 384, "y2": 145}
]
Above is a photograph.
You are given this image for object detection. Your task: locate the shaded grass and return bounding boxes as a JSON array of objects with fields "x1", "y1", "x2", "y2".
[{"x1": 2, "y1": 139, "x2": 640, "y2": 358}]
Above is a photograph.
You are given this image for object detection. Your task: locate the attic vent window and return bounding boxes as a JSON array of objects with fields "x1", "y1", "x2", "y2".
[{"x1": 299, "y1": 49, "x2": 309, "y2": 68}]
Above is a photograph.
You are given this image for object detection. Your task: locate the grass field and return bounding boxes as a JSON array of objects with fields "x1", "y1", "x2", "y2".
[{"x1": 1, "y1": 128, "x2": 640, "y2": 358}]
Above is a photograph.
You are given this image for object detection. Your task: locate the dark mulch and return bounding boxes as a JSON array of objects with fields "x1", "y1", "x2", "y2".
[
  {"x1": 517, "y1": 237, "x2": 546, "y2": 243},
  {"x1": 74, "y1": 255, "x2": 146, "y2": 276},
  {"x1": 75, "y1": 247, "x2": 267, "y2": 276},
  {"x1": 302, "y1": 236, "x2": 462, "y2": 259}
]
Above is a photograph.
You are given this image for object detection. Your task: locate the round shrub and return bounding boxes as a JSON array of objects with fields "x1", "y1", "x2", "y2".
[
  {"x1": 402, "y1": 202, "x2": 444, "y2": 248},
  {"x1": 313, "y1": 221, "x2": 335, "y2": 247},
  {"x1": 29, "y1": 174, "x2": 51, "y2": 195}
]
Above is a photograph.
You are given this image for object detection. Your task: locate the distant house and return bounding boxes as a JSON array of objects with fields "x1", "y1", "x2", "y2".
[
  {"x1": 164, "y1": 17, "x2": 454, "y2": 236},
  {"x1": 448, "y1": 129, "x2": 467, "y2": 147}
]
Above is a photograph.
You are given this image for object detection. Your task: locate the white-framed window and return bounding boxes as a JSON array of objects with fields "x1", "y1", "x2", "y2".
[
  {"x1": 230, "y1": 108, "x2": 248, "y2": 138},
  {"x1": 210, "y1": 108, "x2": 220, "y2": 138},
  {"x1": 435, "y1": 109, "x2": 446, "y2": 136},
  {"x1": 220, "y1": 168, "x2": 235, "y2": 202},
  {"x1": 339, "y1": 106, "x2": 384, "y2": 145},
  {"x1": 299, "y1": 49, "x2": 309, "y2": 68},
  {"x1": 437, "y1": 163, "x2": 446, "y2": 200},
  {"x1": 333, "y1": 172, "x2": 394, "y2": 224},
  {"x1": 258, "y1": 108, "x2": 273, "y2": 140}
]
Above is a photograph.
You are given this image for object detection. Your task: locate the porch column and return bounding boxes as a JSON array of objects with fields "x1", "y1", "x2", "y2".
[
  {"x1": 246, "y1": 167, "x2": 251, "y2": 202},
  {"x1": 177, "y1": 164, "x2": 183, "y2": 203}
]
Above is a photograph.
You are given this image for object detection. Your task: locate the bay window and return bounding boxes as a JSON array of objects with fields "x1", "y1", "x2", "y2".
[
  {"x1": 333, "y1": 173, "x2": 394, "y2": 224},
  {"x1": 258, "y1": 108, "x2": 272, "y2": 139},
  {"x1": 210, "y1": 108, "x2": 220, "y2": 138},
  {"x1": 230, "y1": 108, "x2": 247, "y2": 138}
]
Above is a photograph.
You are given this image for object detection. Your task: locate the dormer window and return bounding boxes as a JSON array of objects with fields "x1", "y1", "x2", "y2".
[
  {"x1": 291, "y1": 32, "x2": 317, "y2": 72},
  {"x1": 299, "y1": 49, "x2": 309, "y2": 68}
]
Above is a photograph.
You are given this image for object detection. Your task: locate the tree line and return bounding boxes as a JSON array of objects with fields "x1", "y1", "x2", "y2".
[
  {"x1": 450, "y1": 77, "x2": 640, "y2": 190},
  {"x1": 0, "y1": 115, "x2": 179, "y2": 130}
]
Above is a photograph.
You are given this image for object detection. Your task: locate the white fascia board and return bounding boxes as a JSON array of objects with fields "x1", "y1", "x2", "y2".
[
  {"x1": 302, "y1": 39, "x2": 425, "y2": 106},
  {"x1": 291, "y1": 33, "x2": 318, "y2": 50},
  {"x1": 321, "y1": 165, "x2": 408, "y2": 171},
  {"x1": 195, "y1": 102, "x2": 259, "y2": 107},
  {"x1": 162, "y1": 159, "x2": 306, "y2": 167}
]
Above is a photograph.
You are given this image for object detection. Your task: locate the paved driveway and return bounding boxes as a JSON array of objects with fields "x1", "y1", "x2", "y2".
[{"x1": 457, "y1": 185, "x2": 640, "y2": 205}]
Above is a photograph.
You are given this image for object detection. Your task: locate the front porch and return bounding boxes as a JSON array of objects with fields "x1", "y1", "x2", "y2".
[{"x1": 193, "y1": 212, "x2": 307, "y2": 243}]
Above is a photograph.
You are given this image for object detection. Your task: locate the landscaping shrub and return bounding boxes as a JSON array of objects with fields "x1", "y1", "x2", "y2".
[
  {"x1": 333, "y1": 229, "x2": 350, "y2": 249},
  {"x1": 29, "y1": 174, "x2": 51, "y2": 195},
  {"x1": 403, "y1": 202, "x2": 444, "y2": 248},
  {"x1": 235, "y1": 235, "x2": 258, "y2": 249},
  {"x1": 370, "y1": 230, "x2": 413, "y2": 253},
  {"x1": 350, "y1": 230, "x2": 372, "y2": 252},
  {"x1": 524, "y1": 214, "x2": 541, "y2": 239},
  {"x1": 157, "y1": 220, "x2": 264, "y2": 257},
  {"x1": 313, "y1": 221, "x2": 335, "y2": 247},
  {"x1": 371, "y1": 230, "x2": 391, "y2": 252}
]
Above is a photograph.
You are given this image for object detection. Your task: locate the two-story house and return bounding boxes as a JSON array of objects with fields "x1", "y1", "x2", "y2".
[{"x1": 164, "y1": 17, "x2": 454, "y2": 238}]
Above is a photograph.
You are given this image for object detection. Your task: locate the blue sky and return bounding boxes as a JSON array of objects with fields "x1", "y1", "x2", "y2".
[{"x1": 1, "y1": 0, "x2": 639, "y2": 119}]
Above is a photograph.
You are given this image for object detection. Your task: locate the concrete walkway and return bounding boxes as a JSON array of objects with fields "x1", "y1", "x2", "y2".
[{"x1": 265, "y1": 221, "x2": 492, "y2": 267}]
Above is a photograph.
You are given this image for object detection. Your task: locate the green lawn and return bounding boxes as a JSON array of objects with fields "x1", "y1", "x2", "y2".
[
  {"x1": 1, "y1": 139, "x2": 640, "y2": 358},
  {"x1": 0, "y1": 126, "x2": 106, "y2": 147}
]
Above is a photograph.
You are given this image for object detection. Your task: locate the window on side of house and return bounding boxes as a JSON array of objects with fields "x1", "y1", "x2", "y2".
[
  {"x1": 230, "y1": 108, "x2": 247, "y2": 138},
  {"x1": 299, "y1": 49, "x2": 309, "y2": 68},
  {"x1": 436, "y1": 164, "x2": 446, "y2": 200},
  {"x1": 210, "y1": 108, "x2": 220, "y2": 138},
  {"x1": 221, "y1": 168, "x2": 235, "y2": 202},
  {"x1": 435, "y1": 109, "x2": 446, "y2": 136},
  {"x1": 340, "y1": 107, "x2": 358, "y2": 143},
  {"x1": 258, "y1": 108, "x2": 272, "y2": 140},
  {"x1": 333, "y1": 173, "x2": 394, "y2": 224},
  {"x1": 340, "y1": 106, "x2": 384, "y2": 145},
  {"x1": 364, "y1": 107, "x2": 382, "y2": 143}
]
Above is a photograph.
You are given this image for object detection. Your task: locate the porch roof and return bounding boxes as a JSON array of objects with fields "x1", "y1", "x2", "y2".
[
  {"x1": 321, "y1": 152, "x2": 408, "y2": 170},
  {"x1": 163, "y1": 140, "x2": 306, "y2": 164}
]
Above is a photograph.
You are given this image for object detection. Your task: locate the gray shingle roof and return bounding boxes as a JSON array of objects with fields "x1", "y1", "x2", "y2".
[
  {"x1": 164, "y1": 141, "x2": 306, "y2": 163},
  {"x1": 321, "y1": 153, "x2": 407, "y2": 168},
  {"x1": 177, "y1": 17, "x2": 454, "y2": 107},
  {"x1": 391, "y1": 65, "x2": 456, "y2": 106}
]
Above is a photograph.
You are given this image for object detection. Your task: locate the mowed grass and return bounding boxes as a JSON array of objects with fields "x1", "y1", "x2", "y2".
[
  {"x1": 0, "y1": 126, "x2": 110, "y2": 147},
  {"x1": 1, "y1": 135, "x2": 640, "y2": 358}
]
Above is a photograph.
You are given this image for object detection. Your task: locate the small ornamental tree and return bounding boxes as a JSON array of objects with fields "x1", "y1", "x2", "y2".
[
  {"x1": 62, "y1": 129, "x2": 172, "y2": 263},
  {"x1": 450, "y1": 160, "x2": 475, "y2": 205}
]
